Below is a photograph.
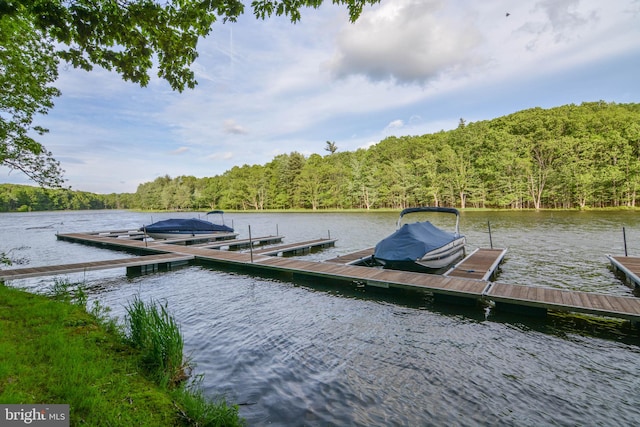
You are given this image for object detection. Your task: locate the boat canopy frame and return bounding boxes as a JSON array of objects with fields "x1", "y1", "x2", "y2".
[
  {"x1": 397, "y1": 207, "x2": 461, "y2": 235},
  {"x1": 205, "y1": 210, "x2": 228, "y2": 226}
]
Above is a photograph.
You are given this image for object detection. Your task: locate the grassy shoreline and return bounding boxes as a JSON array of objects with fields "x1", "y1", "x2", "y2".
[{"x1": 0, "y1": 283, "x2": 244, "y2": 426}]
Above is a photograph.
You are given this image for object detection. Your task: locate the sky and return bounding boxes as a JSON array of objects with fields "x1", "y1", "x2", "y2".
[{"x1": 2, "y1": 0, "x2": 639, "y2": 194}]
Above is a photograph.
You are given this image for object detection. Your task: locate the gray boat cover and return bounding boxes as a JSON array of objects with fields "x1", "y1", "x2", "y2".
[
  {"x1": 143, "y1": 218, "x2": 233, "y2": 233},
  {"x1": 374, "y1": 221, "x2": 458, "y2": 262}
]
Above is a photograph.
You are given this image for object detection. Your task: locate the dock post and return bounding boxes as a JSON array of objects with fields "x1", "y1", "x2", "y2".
[
  {"x1": 623, "y1": 227, "x2": 628, "y2": 256},
  {"x1": 249, "y1": 225, "x2": 254, "y2": 263},
  {"x1": 488, "y1": 221, "x2": 493, "y2": 249}
]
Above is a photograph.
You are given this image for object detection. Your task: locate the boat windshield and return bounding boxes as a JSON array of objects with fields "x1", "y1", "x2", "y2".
[
  {"x1": 397, "y1": 207, "x2": 460, "y2": 235},
  {"x1": 205, "y1": 210, "x2": 226, "y2": 225}
]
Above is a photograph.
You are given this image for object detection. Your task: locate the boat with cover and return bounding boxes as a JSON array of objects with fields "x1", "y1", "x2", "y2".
[
  {"x1": 373, "y1": 207, "x2": 465, "y2": 272},
  {"x1": 141, "y1": 210, "x2": 235, "y2": 240}
]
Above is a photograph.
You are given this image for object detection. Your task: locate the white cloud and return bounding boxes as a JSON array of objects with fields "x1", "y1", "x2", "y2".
[
  {"x1": 223, "y1": 119, "x2": 248, "y2": 134},
  {"x1": 171, "y1": 147, "x2": 190, "y2": 155},
  {"x1": 207, "y1": 152, "x2": 234, "y2": 161},
  {"x1": 2, "y1": 0, "x2": 639, "y2": 194},
  {"x1": 386, "y1": 119, "x2": 405, "y2": 129},
  {"x1": 534, "y1": 0, "x2": 598, "y2": 37},
  {"x1": 327, "y1": 0, "x2": 484, "y2": 84}
]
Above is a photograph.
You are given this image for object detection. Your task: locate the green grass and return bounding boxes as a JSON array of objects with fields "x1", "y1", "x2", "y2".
[{"x1": 0, "y1": 282, "x2": 244, "y2": 426}]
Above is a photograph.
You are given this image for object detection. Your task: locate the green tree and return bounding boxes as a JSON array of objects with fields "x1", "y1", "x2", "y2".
[
  {"x1": 270, "y1": 152, "x2": 306, "y2": 209},
  {"x1": 0, "y1": 13, "x2": 64, "y2": 186},
  {"x1": 6, "y1": 1, "x2": 377, "y2": 91},
  {"x1": 221, "y1": 164, "x2": 268, "y2": 210},
  {"x1": 415, "y1": 149, "x2": 444, "y2": 207},
  {"x1": 320, "y1": 151, "x2": 351, "y2": 208},
  {"x1": 1, "y1": 0, "x2": 379, "y2": 187},
  {"x1": 296, "y1": 154, "x2": 324, "y2": 209},
  {"x1": 350, "y1": 150, "x2": 378, "y2": 209},
  {"x1": 325, "y1": 140, "x2": 338, "y2": 154},
  {"x1": 198, "y1": 176, "x2": 226, "y2": 210}
]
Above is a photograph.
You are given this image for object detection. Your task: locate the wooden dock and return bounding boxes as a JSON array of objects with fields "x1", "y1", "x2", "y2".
[
  {"x1": 325, "y1": 248, "x2": 375, "y2": 265},
  {"x1": 251, "y1": 238, "x2": 337, "y2": 256},
  {"x1": 191, "y1": 235, "x2": 284, "y2": 250},
  {"x1": 4, "y1": 231, "x2": 640, "y2": 324},
  {"x1": 445, "y1": 248, "x2": 508, "y2": 281},
  {"x1": 485, "y1": 282, "x2": 640, "y2": 322},
  {"x1": 0, "y1": 253, "x2": 194, "y2": 280},
  {"x1": 607, "y1": 255, "x2": 640, "y2": 290},
  {"x1": 144, "y1": 232, "x2": 239, "y2": 245}
]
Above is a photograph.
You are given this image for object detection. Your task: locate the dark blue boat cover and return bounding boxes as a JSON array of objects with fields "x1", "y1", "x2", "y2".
[
  {"x1": 374, "y1": 221, "x2": 458, "y2": 262},
  {"x1": 144, "y1": 218, "x2": 233, "y2": 233}
]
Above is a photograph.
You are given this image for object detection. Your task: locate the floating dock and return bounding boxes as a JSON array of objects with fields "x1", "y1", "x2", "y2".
[
  {"x1": 0, "y1": 253, "x2": 194, "y2": 280},
  {"x1": 325, "y1": 248, "x2": 375, "y2": 265},
  {"x1": 607, "y1": 255, "x2": 640, "y2": 290},
  {"x1": 485, "y1": 282, "x2": 640, "y2": 322},
  {"x1": 445, "y1": 248, "x2": 508, "y2": 281},
  {"x1": 251, "y1": 238, "x2": 337, "y2": 256},
  {"x1": 2, "y1": 231, "x2": 639, "y2": 324},
  {"x1": 191, "y1": 235, "x2": 284, "y2": 250}
]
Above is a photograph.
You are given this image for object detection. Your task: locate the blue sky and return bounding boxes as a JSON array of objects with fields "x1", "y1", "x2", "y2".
[{"x1": 2, "y1": 0, "x2": 639, "y2": 194}]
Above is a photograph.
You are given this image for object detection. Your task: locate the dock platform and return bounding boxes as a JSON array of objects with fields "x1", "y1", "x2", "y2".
[
  {"x1": 6, "y1": 231, "x2": 639, "y2": 324},
  {"x1": 0, "y1": 253, "x2": 194, "y2": 280},
  {"x1": 486, "y1": 282, "x2": 640, "y2": 322},
  {"x1": 607, "y1": 255, "x2": 640, "y2": 290},
  {"x1": 145, "y1": 232, "x2": 239, "y2": 245},
  {"x1": 445, "y1": 248, "x2": 508, "y2": 281},
  {"x1": 192, "y1": 235, "x2": 284, "y2": 250},
  {"x1": 251, "y1": 238, "x2": 337, "y2": 256},
  {"x1": 325, "y1": 248, "x2": 375, "y2": 265}
]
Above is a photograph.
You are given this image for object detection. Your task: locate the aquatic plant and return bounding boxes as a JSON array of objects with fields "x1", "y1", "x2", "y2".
[
  {"x1": 172, "y1": 377, "x2": 244, "y2": 427},
  {"x1": 125, "y1": 295, "x2": 191, "y2": 387}
]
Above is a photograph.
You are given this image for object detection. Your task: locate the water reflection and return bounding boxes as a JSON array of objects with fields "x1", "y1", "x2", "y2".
[{"x1": 3, "y1": 210, "x2": 640, "y2": 425}]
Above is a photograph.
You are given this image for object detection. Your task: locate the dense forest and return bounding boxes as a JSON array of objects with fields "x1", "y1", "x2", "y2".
[
  {"x1": 2, "y1": 102, "x2": 639, "y2": 212},
  {"x1": 0, "y1": 185, "x2": 131, "y2": 212}
]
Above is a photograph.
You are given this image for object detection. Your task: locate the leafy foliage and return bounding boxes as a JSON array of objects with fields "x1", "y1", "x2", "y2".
[
  {"x1": 126, "y1": 102, "x2": 640, "y2": 211},
  {"x1": 0, "y1": 12, "x2": 64, "y2": 186},
  {"x1": 1, "y1": 0, "x2": 378, "y2": 187},
  {"x1": 3, "y1": 1, "x2": 379, "y2": 91},
  {"x1": 4, "y1": 102, "x2": 640, "y2": 211},
  {"x1": 0, "y1": 184, "x2": 132, "y2": 211}
]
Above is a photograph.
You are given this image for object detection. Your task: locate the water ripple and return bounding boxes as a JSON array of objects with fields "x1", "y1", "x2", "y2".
[{"x1": 4, "y1": 210, "x2": 640, "y2": 425}]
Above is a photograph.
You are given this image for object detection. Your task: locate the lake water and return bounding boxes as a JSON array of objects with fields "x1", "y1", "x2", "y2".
[{"x1": 2, "y1": 210, "x2": 640, "y2": 426}]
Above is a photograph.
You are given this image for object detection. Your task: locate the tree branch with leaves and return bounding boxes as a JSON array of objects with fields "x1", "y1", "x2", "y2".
[{"x1": 1, "y1": 0, "x2": 379, "y2": 187}]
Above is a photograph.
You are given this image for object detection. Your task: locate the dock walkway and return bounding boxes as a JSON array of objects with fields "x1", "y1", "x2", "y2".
[
  {"x1": 4, "y1": 231, "x2": 639, "y2": 324},
  {"x1": 325, "y1": 248, "x2": 375, "y2": 265},
  {"x1": 0, "y1": 253, "x2": 194, "y2": 280},
  {"x1": 445, "y1": 248, "x2": 508, "y2": 281},
  {"x1": 191, "y1": 235, "x2": 283, "y2": 250},
  {"x1": 145, "y1": 233, "x2": 239, "y2": 245},
  {"x1": 607, "y1": 255, "x2": 640, "y2": 290},
  {"x1": 486, "y1": 282, "x2": 640, "y2": 322},
  {"x1": 251, "y1": 238, "x2": 337, "y2": 256}
]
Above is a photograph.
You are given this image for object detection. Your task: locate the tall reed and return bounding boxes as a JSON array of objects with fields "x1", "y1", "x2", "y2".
[{"x1": 125, "y1": 295, "x2": 190, "y2": 387}]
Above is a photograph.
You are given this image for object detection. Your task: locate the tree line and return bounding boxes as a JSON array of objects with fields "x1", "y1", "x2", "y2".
[
  {"x1": 2, "y1": 102, "x2": 639, "y2": 212},
  {"x1": 0, "y1": 185, "x2": 131, "y2": 212}
]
